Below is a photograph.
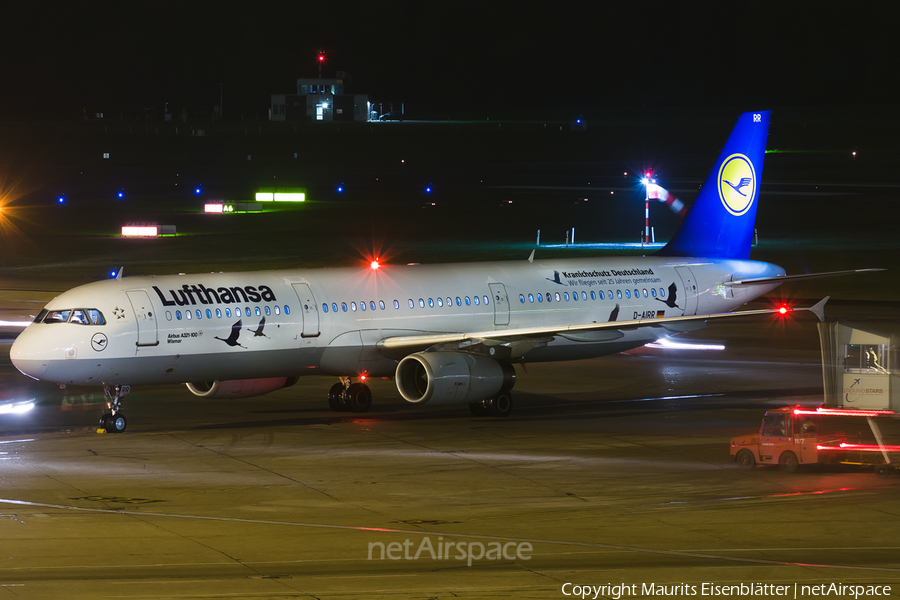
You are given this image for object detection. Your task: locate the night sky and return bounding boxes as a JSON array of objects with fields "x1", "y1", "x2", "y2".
[{"x1": 4, "y1": 3, "x2": 896, "y2": 120}]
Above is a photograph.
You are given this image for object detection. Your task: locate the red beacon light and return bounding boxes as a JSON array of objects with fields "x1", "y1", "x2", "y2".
[
  {"x1": 778, "y1": 306, "x2": 790, "y2": 315},
  {"x1": 370, "y1": 259, "x2": 380, "y2": 270}
]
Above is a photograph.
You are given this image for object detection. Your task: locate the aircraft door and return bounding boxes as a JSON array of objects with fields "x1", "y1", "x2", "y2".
[
  {"x1": 674, "y1": 266, "x2": 698, "y2": 316},
  {"x1": 291, "y1": 283, "x2": 320, "y2": 339},
  {"x1": 126, "y1": 290, "x2": 159, "y2": 347},
  {"x1": 488, "y1": 283, "x2": 510, "y2": 326}
]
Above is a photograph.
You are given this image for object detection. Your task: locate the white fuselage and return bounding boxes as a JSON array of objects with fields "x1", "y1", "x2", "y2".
[{"x1": 10, "y1": 256, "x2": 783, "y2": 387}]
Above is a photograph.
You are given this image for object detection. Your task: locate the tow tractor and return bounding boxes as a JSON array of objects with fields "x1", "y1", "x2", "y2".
[{"x1": 730, "y1": 406, "x2": 899, "y2": 476}]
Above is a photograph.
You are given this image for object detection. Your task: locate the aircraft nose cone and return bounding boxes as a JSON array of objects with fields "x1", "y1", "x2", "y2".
[{"x1": 10, "y1": 330, "x2": 49, "y2": 379}]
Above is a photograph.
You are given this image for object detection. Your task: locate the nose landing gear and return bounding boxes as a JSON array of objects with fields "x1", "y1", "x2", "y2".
[{"x1": 100, "y1": 384, "x2": 130, "y2": 433}]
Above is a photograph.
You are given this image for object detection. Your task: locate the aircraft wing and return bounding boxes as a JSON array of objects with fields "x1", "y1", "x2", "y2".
[{"x1": 379, "y1": 297, "x2": 829, "y2": 352}]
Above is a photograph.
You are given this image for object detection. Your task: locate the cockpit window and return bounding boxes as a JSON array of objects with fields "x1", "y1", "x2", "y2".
[
  {"x1": 43, "y1": 310, "x2": 71, "y2": 324},
  {"x1": 40, "y1": 308, "x2": 106, "y2": 325}
]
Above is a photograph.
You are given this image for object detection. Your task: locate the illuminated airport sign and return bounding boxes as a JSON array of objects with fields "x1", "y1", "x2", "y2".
[
  {"x1": 255, "y1": 188, "x2": 306, "y2": 202},
  {"x1": 122, "y1": 225, "x2": 158, "y2": 237},
  {"x1": 204, "y1": 203, "x2": 225, "y2": 213}
]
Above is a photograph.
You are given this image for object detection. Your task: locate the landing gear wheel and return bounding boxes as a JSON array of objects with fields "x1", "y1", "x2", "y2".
[
  {"x1": 876, "y1": 464, "x2": 894, "y2": 479},
  {"x1": 346, "y1": 383, "x2": 372, "y2": 413},
  {"x1": 736, "y1": 449, "x2": 756, "y2": 470},
  {"x1": 327, "y1": 383, "x2": 345, "y2": 412},
  {"x1": 468, "y1": 400, "x2": 489, "y2": 417},
  {"x1": 488, "y1": 392, "x2": 513, "y2": 418},
  {"x1": 779, "y1": 451, "x2": 799, "y2": 474},
  {"x1": 106, "y1": 413, "x2": 127, "y2": 433}
]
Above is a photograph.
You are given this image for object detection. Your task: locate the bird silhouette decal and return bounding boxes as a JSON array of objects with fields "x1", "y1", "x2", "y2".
[
  {"x1": 247, "y1": 316, "x2": 269, "y2": 338},
  {"x1": 656, "y1": 282, "x2": 681, "y2": 309},
  {"x1": 545, "y1": 270, "x2": 564, "y2": 285},
  {"x1": 723, "y1": 177, "x2": 752, "y2": 196},
  {"x1": 215, "y1": 319, "x2": 246, "y2": 348},
  {"x1": 608, "y1": 303, "x2": 619, "y2": 322}
]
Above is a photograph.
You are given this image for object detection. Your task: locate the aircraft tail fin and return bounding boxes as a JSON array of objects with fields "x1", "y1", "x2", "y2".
[{"x1": 658, "y1": 111, "x2": 770, "y2": 260}]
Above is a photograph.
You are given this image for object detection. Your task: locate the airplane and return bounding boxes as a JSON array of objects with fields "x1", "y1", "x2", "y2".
[{"x1": 9, "y1": 111, "x2": 877, "y2": 432}]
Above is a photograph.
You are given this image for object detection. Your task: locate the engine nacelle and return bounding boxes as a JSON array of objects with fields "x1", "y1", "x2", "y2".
[
  {"x1": 395, "y1": 352, "x2": 515, "y2": 405},
  {"x1": 185, "y1": 376, "x2": 298, "y2": 399}
]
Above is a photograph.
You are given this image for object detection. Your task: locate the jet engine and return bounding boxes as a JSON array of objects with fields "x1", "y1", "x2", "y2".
[
  {"x1": 395, "y1": 352, "x2": 515, "y2": 405},
  {"x1": 186, "y1": 377, "x2": 298, "y2": 399}
]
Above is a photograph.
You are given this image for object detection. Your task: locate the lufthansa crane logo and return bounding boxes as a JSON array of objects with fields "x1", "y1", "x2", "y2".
[{"x1": 718, "y1": 153, "x2": 756, "y2": 216}]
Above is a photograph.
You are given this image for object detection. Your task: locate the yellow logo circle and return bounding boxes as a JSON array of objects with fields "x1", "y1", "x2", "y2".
[{"x1": 717, "y1": 154, "x2": 756, "y2": 216}]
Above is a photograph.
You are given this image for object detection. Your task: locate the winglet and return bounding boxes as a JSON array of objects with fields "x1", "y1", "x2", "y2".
[
  {"x1": 527, "y1": 250, "x2": 535, "y2": 263},
  {"x1": 808, "y1": 296, "x2": 829, "y2": 323},
  {"x1": 115, "y1": 267, "x2": 124, "y2": 280}
]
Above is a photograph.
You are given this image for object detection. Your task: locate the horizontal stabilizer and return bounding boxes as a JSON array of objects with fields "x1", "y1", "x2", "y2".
[{"x1": 725, "y1": 268, "x2": 885, "y2": 287}]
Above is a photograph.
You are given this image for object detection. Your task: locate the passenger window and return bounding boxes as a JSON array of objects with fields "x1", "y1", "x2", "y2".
[
  {"x1": 351, "y1": 302, "x2": 357, "y2": 312},
  {"x1": 322, "y1": 304, "x2": 329, "y2": 313},
  {"x1": 284, "y1": 305, "x2": 290, "y2": 315},
  {"x1": 332, "y1": 303, "x2": 338, "y2": 313},
  {"x1": 342, "y1": 302, "x2": 348, "y2": 312},
  {"x1": 176, "y1": 311, "x2": 182, "y2": 320},
  {"x1": 625, "y1": 290, "x2": 631, "y2": 298},
  {"x1": 245, "y1": 308, "x2": 251, "y2": 317},
  {"x1": 195, "y1": 309, "x2": 201, "y2": 319},
  {"x1": 474, "y1": 296, "x2": 480, "y2": 306},
  {"x1": 599, "y1": 291, "x2": 604, "y2": 300},
  {"x1": 225, "y1": 308, "x2": 232, "y2": 318},
  {"x1": 520, "y1": 294, "x2": 525, "y2": 303},
  {"x1": 607, "y1": 290, "x2": 613, "y2": 299},
  {"x1": 659, "y1": 288, "x2": 666, "y2": 297},
  {"x1": 651, "y1": 288, "x2": 657, "y2": 298},
  {"x1": 70, "y1": 309, "x2": 89, "y2": 324},
  {"x1": 206, "y1": 309, "x2": 212, "y2": 319},
  {"x1": 528, "y1": 293, "x2": 534, "y2": 303},
  {"x1": 265, "y1": 306, "x2": 271, "y2": 316},
  {"x1": 465, "y1": 296, "x2": 471, "y2": 306},
  {"x1": 456, "y1": 297, "x2": 461, "y2": 306},
  {"x1": 545, "y1": 293, "x2": 551, "y2": 302},
  {"x1": 186, "y1": 310, "x2": 192, "y2": 320},
  {"x1": 409, "y1": 299, "x2": 414, "y2": 308},
  {"x1": 582, "y1": 292, "x2": 588, "y2": 300},
  {"x1": 393, "y1": 300, "x2": 399, "y2": 309},
  {"x1": 537, "y1": 294, "x2": 543, "y2": 303},
  {"x1": 643, "y1": 289, "x2": 648, "y2": 298},
  {"x1": 360, "y1": 301, "x2": 366, "y2": 311},
  {"x1": 634, "y1": 289, "x2": 639, "y2": 298},
  {"x1": 616, "y1": 290, "x2": 622, "y2": 299},
  {"x1": 166, "y1": 311, "x2": 172, "y2": 321},
  {"x1": 555, "y1": 293, "x2": 560, "y2": 302},
  {"x1": 372, "y1": 301, "x2": 378, "y2": 310},
  {"x1": 255, "y1": 307, "x2": 261, "y2": 316},
  {"x1": 483, "y1": 296, "x2": 489, "y2": 305},
  {"x1": 44, "y1": 310, "x2": 71, "y2": 323},
  {"x1": 275, "y1": 306, "x2": 281, "y2": 315},
  {"x1": 446, "y1": 297, "x2": 452, "y2": 307},
  {"x1": 590, "y1": 291, "x2": 596, "y2": 300},
  {"x1": 428, "y1": 298, "x2": 434, "y2": 308},
  {"x1": 437, "y1": 297, "x2": 443, "y2": 307},
  {"x1": 87, "y1": 309, "x2": 106, "y2": 325}
]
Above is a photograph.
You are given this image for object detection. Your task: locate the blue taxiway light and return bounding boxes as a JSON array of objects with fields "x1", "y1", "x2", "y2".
[{"x1": 194, "y1": 187, "x2": 201, "y2": 195}]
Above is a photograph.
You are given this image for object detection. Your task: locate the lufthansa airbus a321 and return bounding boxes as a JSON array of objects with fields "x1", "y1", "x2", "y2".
[{"x1": 10, "y1": 112, "x2": 872, "y2": 432}]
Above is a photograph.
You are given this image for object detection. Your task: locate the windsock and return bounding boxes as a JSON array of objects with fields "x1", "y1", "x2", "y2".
[{"x1": 646, "y1": 183, "x2": 687, "y2": 217}]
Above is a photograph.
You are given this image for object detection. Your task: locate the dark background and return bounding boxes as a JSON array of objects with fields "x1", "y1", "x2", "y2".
[{"x1": 4, "y1": 3, "x2": 897, "y2": 121}]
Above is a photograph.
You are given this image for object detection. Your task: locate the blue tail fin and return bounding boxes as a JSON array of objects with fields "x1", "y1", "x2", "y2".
[{"x1": 658, "y1": 111, "x2": 770, "y2": 260}]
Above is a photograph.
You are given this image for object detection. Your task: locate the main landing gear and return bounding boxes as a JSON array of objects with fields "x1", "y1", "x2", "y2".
[
  {"x1": 468, "y1": 392, "x2": 513, "y2": 418},
  {"x1": 100, "y1": 384, "x2": 130, "y2": 433},
  {"x1": 327, "y1": 377, "x2": 372, "y2": 413}
]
